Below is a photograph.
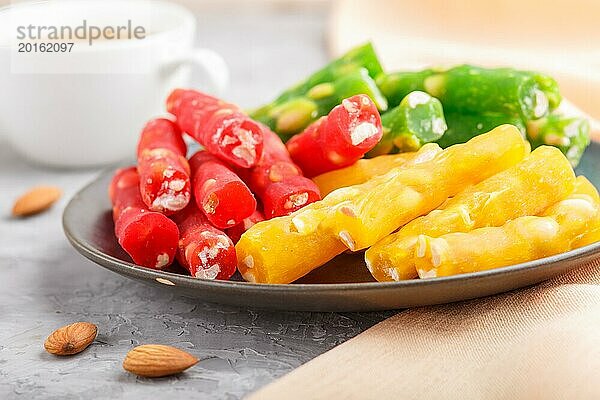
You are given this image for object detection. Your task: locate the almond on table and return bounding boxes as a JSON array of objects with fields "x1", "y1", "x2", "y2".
[
  {"x1": 44, "y1": 322, "x2": 97, "y2": 356},
  {"x1": 12, "y1": 186, "x2": 62, "y2": 217},
  {"x1": 123, "y1": 345, "x2": 198, "y2": 378}
]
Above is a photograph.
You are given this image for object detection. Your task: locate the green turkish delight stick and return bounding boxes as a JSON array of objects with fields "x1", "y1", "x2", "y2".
[
  {"x1": 280, "y1": 42, "x2": 384, "y2": 101},
  {"x1": 376, "y1": 69, "x2": 436, "y2": 108},
  {"x1": 529, "y1": 72, "x2": 562, "y2": 111},
  {"x1": 377, "y1": 66, "x2": 562, "y2": 120},
  {"x1": 436, "y1": 112, "x2": 526, "y2": 148},
  {"x1": 257, "y1": 98, "x2": 318, "y2": 139},
  {"x1": 369, "y1": 91, "x2": 446, "y2": 155},
  {"x1": 256, "y1": 68, "x2": 388, "y2": 137},
  {"x1": 320, "y1": 68, "x2": 387, "y2": 112},
  {"x1": 250, "y1": 42, "x2": 384, "y2": 123},
  {"x1": 527, "y1": 114, "x2": 590, "y2": 167},
  {"x1": 423, "y1": 65, "x2": 560, "y2": 120}
]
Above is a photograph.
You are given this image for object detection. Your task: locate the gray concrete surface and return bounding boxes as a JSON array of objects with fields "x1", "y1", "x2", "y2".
[{"x1": 0, "y1": 4, "x2": 392, "y2": 399}]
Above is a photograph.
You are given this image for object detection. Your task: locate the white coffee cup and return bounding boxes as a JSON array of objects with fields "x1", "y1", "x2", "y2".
[{"x1": 0, "y1": 0, "x2": 229, "y2": 167}]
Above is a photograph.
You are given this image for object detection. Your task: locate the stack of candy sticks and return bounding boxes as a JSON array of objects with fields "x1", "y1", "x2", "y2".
[{"x1": 109, "y1": 89, "x2": 384, "y2": 280}]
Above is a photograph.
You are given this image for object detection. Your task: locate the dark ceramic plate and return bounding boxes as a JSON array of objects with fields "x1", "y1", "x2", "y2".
[{"x1": 63, "y1": 143, "x2": 600, "y2": 311}]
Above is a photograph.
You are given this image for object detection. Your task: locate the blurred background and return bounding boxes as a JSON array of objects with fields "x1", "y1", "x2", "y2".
[{"x1": 2, "y1": 0, "x2": 597, "y2": 116}]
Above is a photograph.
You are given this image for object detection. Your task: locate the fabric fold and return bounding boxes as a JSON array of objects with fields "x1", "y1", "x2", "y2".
[{"x1": 249, "y1": 258, "x2": 600, "y2": 400}]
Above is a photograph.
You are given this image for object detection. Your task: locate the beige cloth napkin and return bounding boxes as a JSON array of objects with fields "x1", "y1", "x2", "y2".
[{"x1": 249, "y1": 258, "x2": 600, "y2": 399}]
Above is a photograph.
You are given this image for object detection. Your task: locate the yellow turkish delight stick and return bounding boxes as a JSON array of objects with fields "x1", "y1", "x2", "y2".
[
  {"x1": 569, "y1": 176, "x2": 600, "y2": 203},
  {"x1": 314, "y1": 154, "x2": 412, "y2": 197},
  {"x1": 575, "y1": 223, "x2": 600, "y2": 247},
  {"x1": 237, "y1": 125, "x2": 527, "y2": 284},
  {"x1": 573, "y1": 180, "x2": 600, "y2": 247},
  {"x1": 313, "y1": 143, "x2": 442, "y2": 196},
  {"x1": 365, "y1": 145, "x2": 576, "y2": 281},
  {"x1": 324, "y1": 124, "x2": 528, "y2": 251},
  {"x1": 237, "y1": 143, "x2": 441, "y2": 284},
  {"x1": 235, "y1": 214, "x2": 348, "y2": 284},
  {"x1": 294, "y1": 125, "x2": 525, "y2": 249},
  {"x1": 414, "y1": 176, "x2": 600, "y2": 278}
]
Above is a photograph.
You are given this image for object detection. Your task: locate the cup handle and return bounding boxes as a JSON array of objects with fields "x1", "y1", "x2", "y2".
[{"x1": 162, "y1": 48, "x2": 229, "y2": 95}]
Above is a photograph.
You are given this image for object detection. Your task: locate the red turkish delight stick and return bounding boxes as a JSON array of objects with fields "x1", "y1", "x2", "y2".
[
  {"x1": 226, "y1": 209, "x2": 265, "y2": 244},
  {"x1": 167, "y1": 89, "x2": 264, "y2": 168},
  {"x1": 109, "y1": 167, "x2": 179, "y2": 269},
  {"x1": 242, "y1": 126, "x2": 302, "y2": 191},
  {"x1": 189, "y1": 150, "x2": 257, "y2": 229},
  {"x1": 263, "y1": 176, "x2": 320, "y2": 218},
  {"x1": 283, "y1": 120, "x2": 329, "y2": 178},
  {"x1": 137, "y1": 118, "x2": 191, "y2": 214},
  {"x1": 262, "y1": 176, "x2": 321, "y2": 218},
  {"x1": 172, "y1": 204, "x2": 237, "y2": 280},
  {"x1": 240, "y1": 127, "x2": 321, "y2": 218},
  {"x1": 286, "y1": 94, "x2": 383, "y2": 177}
]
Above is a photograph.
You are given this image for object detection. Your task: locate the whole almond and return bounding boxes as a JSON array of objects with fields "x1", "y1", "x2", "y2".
[
  {"x1": 12, "y1": 186, "x2": 62, "y2": 217},
  {"x1": 44, "y1": 322, "x2": 97, "y2": 355},
  {"x1": 123, "y1": 344, "x2": 199, "y2": 378}
]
